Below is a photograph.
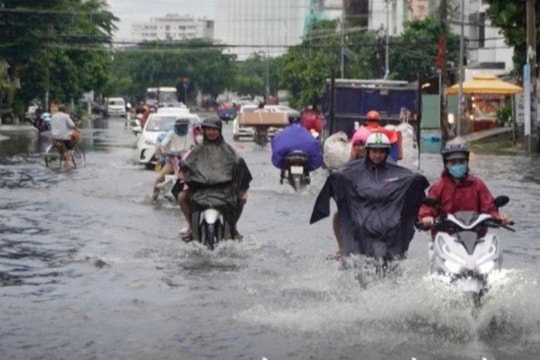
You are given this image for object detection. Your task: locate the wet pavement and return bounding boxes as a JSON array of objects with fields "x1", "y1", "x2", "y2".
[{"x1": 1, "y1": 117, "x2": 540, "y2": 360}]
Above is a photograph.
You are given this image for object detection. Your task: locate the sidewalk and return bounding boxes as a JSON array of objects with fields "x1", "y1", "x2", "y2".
[{"x1": 460, "y1": 126, "x2": 512, "y2": 142}]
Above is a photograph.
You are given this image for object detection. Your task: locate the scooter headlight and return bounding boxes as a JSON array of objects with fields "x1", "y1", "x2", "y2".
[
  {"x1": 444, "y1": 259, "x2": 463, "y2": 274},
  {"x1": 477, "y1": 260, "x2": 495, "y2": 274}
]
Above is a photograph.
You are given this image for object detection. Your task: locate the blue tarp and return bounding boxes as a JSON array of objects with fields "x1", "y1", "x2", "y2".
[{"x1": 271, "y1": 124, "x2": 323, "y2": 171}]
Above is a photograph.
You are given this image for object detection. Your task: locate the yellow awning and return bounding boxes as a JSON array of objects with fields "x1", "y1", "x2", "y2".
[{"x1": 446, "y1": 74, "x2": 523, "y2": 95}]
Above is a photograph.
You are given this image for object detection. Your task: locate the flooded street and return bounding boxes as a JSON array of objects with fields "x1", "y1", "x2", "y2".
[{"x1": 1, "y1": 117, "x2": 540, "y2": 360}]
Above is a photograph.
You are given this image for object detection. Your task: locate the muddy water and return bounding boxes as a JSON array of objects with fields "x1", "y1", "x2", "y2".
[{"x1": 1, "y1": 118, "x2": 540, "y2": 360}]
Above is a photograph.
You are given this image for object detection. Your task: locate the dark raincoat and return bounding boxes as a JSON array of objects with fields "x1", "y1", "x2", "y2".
[
  {"x1": 310, "y1": 157, "x2": 429, "y2": 258},
  {"x1": 181, "y1": 135, "x2": 252, "y2": 217}
]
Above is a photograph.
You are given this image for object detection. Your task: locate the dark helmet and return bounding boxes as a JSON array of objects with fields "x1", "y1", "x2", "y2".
[
  {"x1": 173, "y1": 118, "x2": 190, "y2": 136},
  {"x1": 288, "y1": 113, "x2": 301, "y2": 124},
  {"x1": 201, "y1": 116, "x2": 222, "y2": 131},
  {"x1": 441, "y1": 141, "x2": 470, "y2": 162}
]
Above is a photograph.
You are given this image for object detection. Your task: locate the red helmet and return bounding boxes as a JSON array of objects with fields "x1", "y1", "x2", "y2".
[{"x1": 366, "y1": 110, "x2": 380, "y2": 122}]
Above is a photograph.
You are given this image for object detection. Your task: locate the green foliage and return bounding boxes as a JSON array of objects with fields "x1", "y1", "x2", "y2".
[
  {"x1": 485, "y1": 0, "x2": 540, "y2": 71},
  {"x1": 110, "y1": 39, "x2": 237, "y2": 101},
  {"x1": 390, "y1": 17, "x2": 460, "y2": 82},
  {"x1": 0, "y1": 0, "x2": 117, "y2": 112},
  {"x1": 278, "y1": 20, "x2": 343, "y2": 109}
]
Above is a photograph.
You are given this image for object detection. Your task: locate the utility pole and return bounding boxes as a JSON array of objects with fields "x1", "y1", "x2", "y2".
[
  {"x1": 526, "y1": 0, "x2": 538, "y2": 152},
  {"x1": 439, "y1": 0, "x2": 450, "y2": 144},
  {"x1": 340, "y1": 0, "x2": 345, "y2": 78},
  {"x1": 384, "y1": 0, "x2": 392, "y2": 79},
  {"x1": 456, "y1": 0, "x2": 465, "y2": 137}
]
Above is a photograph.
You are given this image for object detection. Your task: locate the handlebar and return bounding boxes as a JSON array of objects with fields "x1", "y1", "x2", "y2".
[{"x1": 415, "y1": 217, "x2": 516, "y2": 232}]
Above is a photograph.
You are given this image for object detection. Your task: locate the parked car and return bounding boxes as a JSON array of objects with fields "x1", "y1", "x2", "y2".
[
  {"x1": 107, "y1": 97, "x2": 127, "y2": 117},
  {"x1": 136, "y1": 112, "x2": 201, "y2": 168}
]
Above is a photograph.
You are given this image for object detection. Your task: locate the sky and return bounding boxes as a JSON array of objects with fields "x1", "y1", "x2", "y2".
[{"x1": 105, "y1": 0, "x2": 216, "y2": 41}]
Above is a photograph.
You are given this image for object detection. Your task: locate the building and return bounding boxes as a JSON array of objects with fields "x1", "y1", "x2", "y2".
[
  {"x1": 214, "y1": 0, "x2": 311, "y2": 60},
  {"x1": 131, "y1": 14, "x2": 214, "y2": 42}
]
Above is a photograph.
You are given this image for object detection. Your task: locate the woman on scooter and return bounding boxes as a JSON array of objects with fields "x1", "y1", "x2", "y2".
[
  {"x1": 179, "y1": 116, "x2": 252, "y2": 242},
  {"x1": 418, "y1": 140, "x2": 512, "y2": 236},
  {"x1": 151, "y1": 118, "x2": 194, "y2": 201}
]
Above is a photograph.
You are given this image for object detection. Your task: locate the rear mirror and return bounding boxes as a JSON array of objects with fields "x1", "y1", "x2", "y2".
[{"x1": 494, "y1": 195, "x2": 509, "y2": 208}]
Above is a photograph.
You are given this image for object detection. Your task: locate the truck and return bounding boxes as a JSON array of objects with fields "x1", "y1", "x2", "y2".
[{"x1": 321, "y1": 77, "x2": 422, "y2": 170}]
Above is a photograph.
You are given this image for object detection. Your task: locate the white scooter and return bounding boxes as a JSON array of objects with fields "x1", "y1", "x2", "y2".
[
  {"x1": 420, "y1": 196, "x2": 515, "y2": 307},
  {"x1": 191, "y1": 206, "x2": 233, "y2": 250}
]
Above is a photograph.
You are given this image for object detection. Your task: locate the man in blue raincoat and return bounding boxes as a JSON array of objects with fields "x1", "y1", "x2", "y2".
[{"x1": 271, "y1": 116, "x2": 323, "y2": 183}]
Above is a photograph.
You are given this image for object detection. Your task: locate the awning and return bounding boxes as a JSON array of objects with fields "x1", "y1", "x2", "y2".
[{"x1": 446, "y1": 74, "x2": 523, "y2": 95}]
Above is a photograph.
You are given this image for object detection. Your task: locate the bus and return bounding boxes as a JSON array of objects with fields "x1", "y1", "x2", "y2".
[{"x1": 145, "y1": 86, "x2": 179, "y2": 108}]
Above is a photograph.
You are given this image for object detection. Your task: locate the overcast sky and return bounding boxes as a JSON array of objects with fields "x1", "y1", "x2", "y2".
[{"x1": 106, "y1": 0, "x2": 216, "y2": 40}]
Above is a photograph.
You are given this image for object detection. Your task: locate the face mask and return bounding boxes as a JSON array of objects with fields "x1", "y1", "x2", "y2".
[
  {"x1": 448, "y1": 164, "x2": 467, "y2": 178},
  {"x1": 195, "y1": 134, "x2": 203, "y2": 144}
]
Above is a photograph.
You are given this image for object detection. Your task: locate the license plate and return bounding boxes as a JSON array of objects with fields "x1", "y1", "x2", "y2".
[{"x1": 290, "y1": 165, "x2": 304, "y2": 175}]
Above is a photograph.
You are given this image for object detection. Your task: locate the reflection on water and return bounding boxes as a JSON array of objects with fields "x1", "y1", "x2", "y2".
[{"x1": 0, "y1": 134, "x2": 40, "y2": 156}]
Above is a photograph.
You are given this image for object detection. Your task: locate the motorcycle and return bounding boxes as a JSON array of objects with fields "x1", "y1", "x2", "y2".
[
  {"x1": 253, "y1": 125, "x2": 269, "y2": 147},
  {"x1": 191, "y1": 205, "x2": 233, "y2": 251},
  {"x1": 27, "y1": 110, "x2": 51, "y2": 132},
  {"x1": 419, "y1": 196, "x2": 515, "y2": 307},
  {"x1": 281, "y1": 150, "x2": 310, "y2": 192},
  {"x1": 131, "y1": 113, "x2": 143, "y2": 135}
]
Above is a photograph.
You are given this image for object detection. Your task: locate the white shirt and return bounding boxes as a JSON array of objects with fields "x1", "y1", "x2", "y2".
[
  {"x1": 50, "y1": 111, "x2": 75, "y2": 140},
  {"x1": 161, "y1": 130, "x2": 194, "y2": 154}
]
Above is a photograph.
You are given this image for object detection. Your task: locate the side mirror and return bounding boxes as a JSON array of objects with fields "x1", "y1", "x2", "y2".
[{"x1": 494, "y1": 195, "x2": 509, "y2": 208}]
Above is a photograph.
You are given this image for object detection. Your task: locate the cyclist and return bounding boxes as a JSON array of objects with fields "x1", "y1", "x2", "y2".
[{"x1": 50, "y1": 100, "x2": 79, "y2": 170}]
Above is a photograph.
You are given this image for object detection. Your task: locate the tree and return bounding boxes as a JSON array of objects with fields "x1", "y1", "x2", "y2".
[
  {"x1": 111, "y1": 39, "x2": 237, "y2": 103},
  {"x1": 0, "y1": 0, "x2": 117, "y2": 114},
  {"x1": 279, "y1": 20, "x2": 343, "y2": 109},
  {"x1": 485, "y1": 0, "x2": 540, "y2": 72},
  {"x1": 389, "y1": 17, "x2": 460, "y2": 82}
]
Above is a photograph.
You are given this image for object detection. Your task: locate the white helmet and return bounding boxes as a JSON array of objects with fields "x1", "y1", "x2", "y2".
[{"x1": 365, "y1": 132, "x2": 391, "y2": 150}]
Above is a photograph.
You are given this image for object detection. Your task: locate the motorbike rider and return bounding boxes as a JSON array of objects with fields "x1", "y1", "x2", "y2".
[
  {"x1": 151, "y1": 118, "x2": 194, "y2": 201},
  {"x1": 270, "y1": 114, "x2": 323, "y2": 184},
  {"x1": 418, "y1": 140, "x2": 512, "y2": 236},
  {"x1": 329, "y1": 126, "x2": 372, "y2": 259},
  {"x1": 50, "y1": 100, "x2": 80, "y2": 170},
  {"x1": 300, "y1": 104, "x2": 324, "y2": 135},
  {"x1": 179, "y1": 116, "x2": 252, "y2": 242},
  {"x1": 362, "y1": 110, "x2": 401, "y2": 162},
  {"x1": 311, "y1": 132, "x2": 429, "y2": 259}
]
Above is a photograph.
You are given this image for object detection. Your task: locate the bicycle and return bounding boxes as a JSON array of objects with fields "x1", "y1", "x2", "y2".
[{"x1": 44, "y1": 132, "x2": 86, "y2": 170}]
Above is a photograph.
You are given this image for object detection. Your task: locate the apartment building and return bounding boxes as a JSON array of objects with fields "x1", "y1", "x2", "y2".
[
  {"x1": 214, "y1": 0, "x2": 311, "y2": 60},
  {"x1": 131, "y1": 14, "x2": 214, "y2": 42}
]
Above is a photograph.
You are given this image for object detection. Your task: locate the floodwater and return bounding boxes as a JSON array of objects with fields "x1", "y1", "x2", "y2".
[{"x1": 1, "y1": 118, "x2": 540, "y2": 360}]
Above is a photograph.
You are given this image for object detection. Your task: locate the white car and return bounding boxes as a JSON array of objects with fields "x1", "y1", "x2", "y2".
[
  {"x1": 136, "y1": 112, "x2": 200, "y2": 167},
  {"x1": 107, "y1": 97, "x2": 126, "y2": 117},
  {"x1": 156, "y1": 105, "x2": 190, "y2": 116}
]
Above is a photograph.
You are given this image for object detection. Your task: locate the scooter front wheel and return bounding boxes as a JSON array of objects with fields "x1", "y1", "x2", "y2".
[{"x1": 204, "y1": 223, "x2": 216, "y2": 250}]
